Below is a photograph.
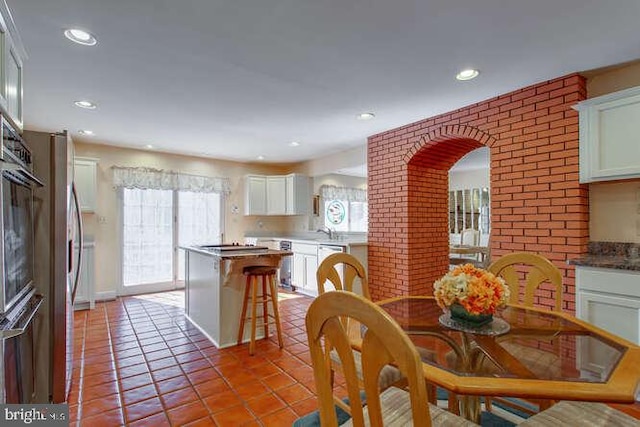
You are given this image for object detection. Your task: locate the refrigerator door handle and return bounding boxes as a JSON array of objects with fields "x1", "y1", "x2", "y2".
[
  {"x1": 1, "y1": 295, "x2": 44, "y2": 339},
  {"x1": 71, "y1": 183, "x2": 84, "y2": 305}
]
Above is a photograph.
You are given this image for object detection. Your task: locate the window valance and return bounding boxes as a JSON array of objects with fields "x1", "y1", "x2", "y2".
[
  {"x1": 319, "y1": 185, "x2": 367, "y2": 202},
  {"x1": 112, "y1": 166, "x2": 231, "y2": 194}
]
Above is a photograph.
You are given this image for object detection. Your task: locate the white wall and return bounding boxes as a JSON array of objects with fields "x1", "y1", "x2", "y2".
[
  {"x1": 449, "y1": 168, "x2": 489, "y2": 191},
  {"x1": 301, "y1": 145, "x2": 366, "y2": 177}
]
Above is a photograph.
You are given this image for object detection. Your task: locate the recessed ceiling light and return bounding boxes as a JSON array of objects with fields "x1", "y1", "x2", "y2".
[
  {"x1": 74, "y1": 100, "x2": 97, "y2": 109},
  {"x1": 289, "y1": 141, "x2": 300, "y2": 147},
  {"x1": 145, "y1": 144, "x2": 154, "y2": 149},
  {"x1": 64, "y1": 28, "x2": 98, "y2": 46},
  {"x1": 78, "y1": 130, "x2": 94, "y2": 136},
  {"x1": 357, "y1": 112, "x2": 375, "y2": 121},
  {"x1": 257, "y1": 155, "x2": 265, "y2": 160},
  {"x1": 456, "y1": 69, "x2": 480, "y2": 81}
]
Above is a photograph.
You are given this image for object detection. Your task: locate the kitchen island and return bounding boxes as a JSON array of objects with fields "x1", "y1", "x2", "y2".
[{"x1": 182, "y1": 245, "x2": 292, "y2": 348}]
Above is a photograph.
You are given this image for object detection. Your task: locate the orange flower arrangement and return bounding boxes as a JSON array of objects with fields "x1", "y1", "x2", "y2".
[{"x1": 433, "y1": 264, "x2": 510, "y2": 315}]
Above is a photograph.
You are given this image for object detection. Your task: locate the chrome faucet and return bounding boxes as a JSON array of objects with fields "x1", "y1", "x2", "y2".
[{"x1": 316, "y1": 227, "x2": 333, "y2": 240}]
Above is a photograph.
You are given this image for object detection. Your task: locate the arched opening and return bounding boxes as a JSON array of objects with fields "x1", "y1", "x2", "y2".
[{"x1": 404, "y1": 136, "x2": 490, "y2": 296}]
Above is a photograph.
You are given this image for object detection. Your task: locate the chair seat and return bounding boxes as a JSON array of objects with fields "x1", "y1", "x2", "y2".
[
  {"x1": 341, "y1": 386, "x2": 475, "y2": 426},
  {"x1": 330, "y1": 349, "x2": 404, "y2": 390},
  {"x1": 519, "y1": 401, "x2": 639, "y2": 426},
  {"x1": 243, "y1": 266, "x2": 277, "y2": 275}
]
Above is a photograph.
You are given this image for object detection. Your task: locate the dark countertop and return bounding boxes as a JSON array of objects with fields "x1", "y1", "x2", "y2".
[
  {"x1": 568, "y1": 255, "x2": 640, "y2": 271},
  {"x1": 181, "y1": 246, "x2": 292, "y2": 259},
  {"x1": 568, "y1": 241, "x2": 640, "y2": 271}
]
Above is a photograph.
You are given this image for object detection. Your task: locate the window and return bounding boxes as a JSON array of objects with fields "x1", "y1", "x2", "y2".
[
  {"x1": 113, "y1": 167, "x2": 230, "y2": 294},
  {"x1": 323, "y1": 199, "x2": 368, "y2": 232},
  {"x1": 448, "y1": 187, "x2": 490, "y2": 235},
  {"x1": 320, "y1": 185, "x2": 368, "y2": 232},
  {"x1": 121, "y1": 188, "x2": 223, "y2": 293}
]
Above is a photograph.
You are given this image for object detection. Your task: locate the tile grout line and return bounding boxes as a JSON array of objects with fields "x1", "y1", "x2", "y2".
[
  {"x1": 105, "y1": 298, "x2": 128, "y2": 425},
  {"x1": 73, "y1": 309, "x2": 88, "y2": 426}
]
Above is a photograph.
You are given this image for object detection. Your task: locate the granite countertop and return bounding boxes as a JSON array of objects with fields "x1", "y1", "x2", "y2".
[
  {"x1": 181, "y1": 246, "x2": 293, "y2": 259},
  {"x1": 245, "y1": 234, "x2": 368, "y2": 246},
  {"x1": 568, "y1": 242, "x2": 640, "y2": 271}
]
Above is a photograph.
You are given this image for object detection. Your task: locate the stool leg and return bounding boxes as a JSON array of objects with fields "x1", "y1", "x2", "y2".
[
  {"x1": 237, "y1": 275, "x2": 251, "y2": 345},
  {"x1": 261, "y1": 274, "x2": 269, "y2": 339},
  {"x1": 250, "y1": 275, "x2": 258, "y2": 355},
  {"x1": 268, "y1": 273, "x2": 284, "y2": 349}
]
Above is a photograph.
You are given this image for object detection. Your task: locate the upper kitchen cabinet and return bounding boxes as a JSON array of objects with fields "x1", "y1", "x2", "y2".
[
  {"x1": 266, "y1": 175, "x2": 286, "y2": 215},
  {"x1": 0, "y1": 1, "x2": 26, "y2": 131},
  {"x1": 244, "y1": 173, "x2": 309, "y2": 216},
  {"x1": 574, "y1": 85, "x2": 640, "y2": 183},
  {"x1": 74, "y1": 157, "x2": 98, "y2": 213},
  {"x1": 245, "y1": 175, "x2": 267, "y2": 215},
  {"x1": 286, "y1": 174, "x2": 310, "y2": 215}
]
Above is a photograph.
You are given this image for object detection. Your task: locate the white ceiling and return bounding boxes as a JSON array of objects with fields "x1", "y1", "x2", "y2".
[{"x1": 7, "y1": 0, "x2": 640, "y2": 164}]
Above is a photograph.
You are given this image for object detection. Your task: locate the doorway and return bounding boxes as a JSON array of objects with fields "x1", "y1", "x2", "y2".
[{"x1": 119, "y1": 188, "x2": 223, "y2": 296}]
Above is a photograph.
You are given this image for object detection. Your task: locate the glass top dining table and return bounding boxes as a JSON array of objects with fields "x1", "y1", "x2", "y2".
[{"x1": 376, "y1": 296, "x2": 640, "y2": 406}]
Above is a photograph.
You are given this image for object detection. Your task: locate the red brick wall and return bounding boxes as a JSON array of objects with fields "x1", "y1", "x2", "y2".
[{"x1": 368, "y1": 74, "x2": 588, "y2": 313}]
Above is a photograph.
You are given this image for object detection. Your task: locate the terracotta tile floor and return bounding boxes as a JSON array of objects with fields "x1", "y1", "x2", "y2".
[
  {"x1": 70, "y1": 290, "x2": 640, "y2": 426},
  {"x1": 69, "y1": 290, "x2": 331, "y2": 426}
]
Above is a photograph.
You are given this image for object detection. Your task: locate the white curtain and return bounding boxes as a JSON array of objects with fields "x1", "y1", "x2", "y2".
[
  {"x1": 320, "y1": 185, "x2": 367, "y2": 202},
  {"x1": 112, "y1": 166, "x2": 231, "y2": 194}
]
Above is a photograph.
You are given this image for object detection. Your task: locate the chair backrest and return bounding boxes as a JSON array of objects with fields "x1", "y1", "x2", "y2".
[
  {"x1": 316, "y1": 253, "x2": 370, "y2": 299},
  {"x1": 460, "y1": 228, "x2": 480, "y2": 246},
  {"x1": 488, "y1": 252, "x2": 563, "y2": 310},
  {"x1": 305, "y1": 291, "x2": 432, "y2": 427}
]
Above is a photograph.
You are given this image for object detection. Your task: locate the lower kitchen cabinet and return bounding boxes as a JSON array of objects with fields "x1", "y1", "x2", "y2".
[
  {"x1": 291, "y1": 242, "x2": 318, "y2": 296},
  {"x1": 74, "y1": 241, "x2": 95, "y2": 310},
  {"x1": 576, "y1": 266, "x2": 640, "y2": 344}
]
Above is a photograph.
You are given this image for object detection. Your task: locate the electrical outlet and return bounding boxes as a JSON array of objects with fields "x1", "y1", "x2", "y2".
[{"x1": 98, "y1": 215, "x2": 107, "y2": 224}]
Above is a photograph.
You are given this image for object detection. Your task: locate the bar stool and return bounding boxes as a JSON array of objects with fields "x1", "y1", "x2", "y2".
[{"x1": 237, "y1": 266, "x2": 284, "y2": 355}]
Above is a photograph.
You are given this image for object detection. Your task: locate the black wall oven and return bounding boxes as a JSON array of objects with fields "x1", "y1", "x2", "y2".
[
  {"x1": 0, "y1": 117, "x2": 42, "y2": 316},
  {"x1": 0, "y1": 118, "x2": 43, "y2": 404}
]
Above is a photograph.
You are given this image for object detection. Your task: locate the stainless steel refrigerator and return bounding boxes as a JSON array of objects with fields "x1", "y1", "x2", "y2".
[{"x1": 29, "y1": 130, "x2": 82, "y2": 403}]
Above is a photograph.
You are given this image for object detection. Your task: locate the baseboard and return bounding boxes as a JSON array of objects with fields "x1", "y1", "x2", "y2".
[{"x1": 95, "y1": 291, "x2": 117, "y2": 302}]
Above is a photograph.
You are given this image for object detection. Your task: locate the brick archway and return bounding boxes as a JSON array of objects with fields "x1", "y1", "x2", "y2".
[{"x1": 368, "y1": 74, "x2": 588, "y2": 312}]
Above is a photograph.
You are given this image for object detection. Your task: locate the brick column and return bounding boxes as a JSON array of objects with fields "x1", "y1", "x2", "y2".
[{"x1": 368, "y1": 74, "x2": 588, "y2": 313}]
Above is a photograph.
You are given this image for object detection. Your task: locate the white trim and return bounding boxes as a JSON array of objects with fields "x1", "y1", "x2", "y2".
[
  {"x1": 95, "y1": 291, "x2": 117, "y2": 302},
  {"x1": 120, "y1": 281, "x2": 176, "y2": 296},
  {"x1": 117, "y1": 187, "x2": 125, "y2": 297}
]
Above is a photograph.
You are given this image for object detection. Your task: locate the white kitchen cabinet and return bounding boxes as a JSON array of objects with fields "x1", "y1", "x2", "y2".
[
  {"x1": 244, "y1": 173, "x2": 309, "y2": 216},
  {"x1": 285, "y1": 174, "x2": 310, "y2": 215},
  {"x1": 244, "y1": 175, "x2": 267, "y2": 215},
  {"x1": 74, "y1": 241, "x2": 95, "y2": 310},
  {"x1": 291, "y1": 242, "x2": 318, "y2": 296},
  {"x1": 266, "y1": 176, "x2": 286, "y2": 215},
  {"x1": 0, "y1": 2, "x2": 26, "y2": 131},
  {"x1": 74, "y1": 157, "x2": 98, "y2": 213},
  {"x1": 574, "y1": 85, "x2": 640, "y2": 183},
  {"x1": 575, "y1": 266, "x2": 640, "y2": 344}
]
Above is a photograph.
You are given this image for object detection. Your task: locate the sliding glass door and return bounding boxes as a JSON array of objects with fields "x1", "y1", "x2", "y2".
[{"x1": 120, "y1": 188, "x2": 222, "y2": 295}]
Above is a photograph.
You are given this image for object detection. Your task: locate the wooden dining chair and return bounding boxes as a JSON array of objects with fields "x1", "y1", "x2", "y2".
[
  {"x1": 487, "y1": 252, "x2": 563, "y2": 310},
  {"x1": 450, "y1": 228, "x2": 487, "y2": 268},
  {"x1": 483, "y1": 252, "x2": 564, "y2": 413},
  {"x1": 460, "y1": 228, "x2": 480, "y2": 246},
  {"x1": 305, "y1": 291, "x2": 476, "y2": 426},
  {"x1": 316, "y1": 253, "x2": 404, "y2": 392},
  {"x1": 316, "y1": 252, "x2": 370, "y2": 298}
]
